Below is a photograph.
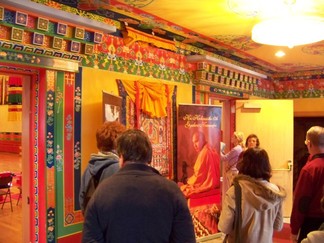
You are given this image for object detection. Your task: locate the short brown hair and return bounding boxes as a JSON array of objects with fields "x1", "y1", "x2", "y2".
[
  {"x1": 116, "y1": 129, "x2": 152, "y2": 164},
  {"x1": 245, "y1": 134, "x2": 260, "y2": 148},
  {"x1": 239, "y1": 148, "x2": 272, "y2": 181},
  {"x1": 96, "y1": 121, "x2": 126, "y2": 152}
]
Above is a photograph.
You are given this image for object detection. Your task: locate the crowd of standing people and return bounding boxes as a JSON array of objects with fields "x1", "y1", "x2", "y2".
[{"x1": 80, "y1": 121, "x2": 324, "y2": 243}]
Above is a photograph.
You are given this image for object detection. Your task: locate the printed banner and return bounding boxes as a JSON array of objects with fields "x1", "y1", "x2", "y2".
[{"x1": 177, "y1": 104, "x2": 222, "y2": 239}]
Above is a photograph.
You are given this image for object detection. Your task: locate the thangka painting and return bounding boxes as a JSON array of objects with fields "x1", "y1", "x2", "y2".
[
  {"x1": 116, "y1": 79, "x2": 176, "y2": 179},
  {"x1": 177, "y1": 104, "x2": 222, "y2": 239}
]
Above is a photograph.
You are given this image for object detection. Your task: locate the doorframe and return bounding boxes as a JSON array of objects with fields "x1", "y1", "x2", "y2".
[
  {"x1": 22, "y1": 74, "x2": 31, "y2": 241},
  {"x1": 0, "y1": 66, "x2": 40, "y2": 242}
]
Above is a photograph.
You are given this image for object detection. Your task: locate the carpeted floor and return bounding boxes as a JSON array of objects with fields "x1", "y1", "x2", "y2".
[{"x1": 273, "y1": 223, "x2": 291, "y2": 243}]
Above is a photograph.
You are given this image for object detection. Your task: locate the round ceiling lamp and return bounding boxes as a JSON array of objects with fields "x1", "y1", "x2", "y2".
[{"x1": 252, "y1": 16, "x2": 324, "y2": 47}]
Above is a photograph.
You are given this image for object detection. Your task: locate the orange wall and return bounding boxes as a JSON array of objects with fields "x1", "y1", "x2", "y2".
[{"x1": 293, "y1": 98, "x2": 324, "y2": 117}]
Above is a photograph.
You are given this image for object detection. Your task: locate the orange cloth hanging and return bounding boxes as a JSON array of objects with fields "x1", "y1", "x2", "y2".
[{"x1": 120, "y1": 80, "x2": 174, "y2": 119}]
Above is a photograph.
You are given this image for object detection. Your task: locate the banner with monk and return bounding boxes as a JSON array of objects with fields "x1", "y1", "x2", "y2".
[{"x1": 177, "y1": 104, "x2": 222, "y2": 239}]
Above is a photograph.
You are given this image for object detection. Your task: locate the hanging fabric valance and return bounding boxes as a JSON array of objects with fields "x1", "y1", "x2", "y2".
[
  {"x1": 8, "y1": 76, "x2": 22, "y2": 121},
  {"x1": 120, "y1": 79, "x2": 175, "y2": 119},
  {"x1": 0, "y1": 75, "x2": 9, "y2": 105},
  {"x1": 122, "y1": 26, "x2": 177, "y2": 52}
]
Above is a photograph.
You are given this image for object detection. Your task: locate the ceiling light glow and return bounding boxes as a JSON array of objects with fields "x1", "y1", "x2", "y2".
[
  {"x1": 252, "y1": 16, "x2": 324, "y2": 47},
  {"x1": 275, "y1": 51, "x2": 286, "y2": 57}
]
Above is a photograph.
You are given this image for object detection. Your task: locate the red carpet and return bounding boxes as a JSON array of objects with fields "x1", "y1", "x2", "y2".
[{"x1": 273, "y1": 223, "x2": 291, "y2": 243}]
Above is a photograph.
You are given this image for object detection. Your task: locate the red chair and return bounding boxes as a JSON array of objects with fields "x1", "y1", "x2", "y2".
[{"x1": 0, "y1": 172, "x2": 14, "y2": 212}]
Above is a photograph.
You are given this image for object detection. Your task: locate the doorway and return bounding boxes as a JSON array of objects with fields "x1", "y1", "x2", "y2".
[
  {"x1": 0, "y1": 72, "x2": 31, "y2": 243},
  {"x1": 293, "y1": 117, "x2": 324, "y2": 190}
]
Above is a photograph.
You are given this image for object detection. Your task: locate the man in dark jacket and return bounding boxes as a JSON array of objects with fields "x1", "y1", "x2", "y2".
[{"x1": 82, "y1": 129, "x2": 196, "y2": 243}]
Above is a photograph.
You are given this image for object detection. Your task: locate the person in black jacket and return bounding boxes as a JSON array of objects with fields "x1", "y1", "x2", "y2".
[{"x1": 82, "y1": 129, "x2": 196, "y2": 243}]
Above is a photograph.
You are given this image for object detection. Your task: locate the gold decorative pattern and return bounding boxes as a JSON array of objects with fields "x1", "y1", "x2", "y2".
[
  {"x1": 0, "y1": 7, "x2": 4, "y2": 21},
  {"x1": 11, "y1": 28, "x2": 24, "y2": 42},
  {"x1": 123, "y1": 26, "x2": 176, "y2": 51},
  {"x1": 84, "y1": 44, "x2": 94, "y2": 55},
  {"x1": 74, "y1": 27, "x2": 85, "y2": 39},
  {"x1": 53, "y1": 37, "x2": 63, "y2": 49},
  {"x1": 37, "y1": 17, "x2": 49, "y2": 31}
]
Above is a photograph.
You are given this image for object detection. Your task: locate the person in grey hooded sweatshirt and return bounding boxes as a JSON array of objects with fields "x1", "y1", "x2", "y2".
[
  {"x1": 79, "y1": 121, "x2": 126, "y2": 213},
  {"x1": 218, "y1": 148, "x2": 286, "y2": 243}
]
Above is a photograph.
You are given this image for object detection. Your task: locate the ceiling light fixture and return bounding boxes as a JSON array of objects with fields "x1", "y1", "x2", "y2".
[
  {"x1": 252, "y1": 15, "x2": 324, "y2": 48},
  {"x1": 275, "y1": 51, "x2": 286, "y2": 57}
]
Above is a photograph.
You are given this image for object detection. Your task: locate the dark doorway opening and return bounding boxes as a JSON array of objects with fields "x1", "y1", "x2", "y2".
[{"x1": 293, "y1": 117, "x2": 324, "y2": 190}]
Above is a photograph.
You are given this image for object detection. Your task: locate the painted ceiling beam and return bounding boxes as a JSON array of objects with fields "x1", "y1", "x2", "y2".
[
  {"x1": 1, "y1": 0, "x2": 116, "y2": 34},
  {"x1": 186, "y1": 55, "x2": 268, "y2": 79}
]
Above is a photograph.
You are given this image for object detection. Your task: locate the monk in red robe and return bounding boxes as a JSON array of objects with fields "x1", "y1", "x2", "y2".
[{"x1": 180, "y1": 131, "x2": 220, "y2": 198}]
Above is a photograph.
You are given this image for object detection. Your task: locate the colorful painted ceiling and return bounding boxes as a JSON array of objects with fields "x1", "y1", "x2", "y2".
[{"x1": 47, "y1": 0, "x2": 324, "y2": 78}]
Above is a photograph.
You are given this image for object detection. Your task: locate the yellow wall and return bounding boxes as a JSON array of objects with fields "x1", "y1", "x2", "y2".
[
  {"x1": 81, "y1": 67, "x2": 324, "y2": 171},
  {"x1": 247, "y1": 96, "x2": 324, "y2": 117},
  {"x1": 0, "y1": 105, "x2": 22, "y2": 132},
  {"x1": 81, "y1": 67, "x2": 193, "y2": 170}
]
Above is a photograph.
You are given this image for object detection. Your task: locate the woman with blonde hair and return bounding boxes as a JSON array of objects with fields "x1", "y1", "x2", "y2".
[{"x1": 221, "y1": 131, "x2": 244, "y2": 194}]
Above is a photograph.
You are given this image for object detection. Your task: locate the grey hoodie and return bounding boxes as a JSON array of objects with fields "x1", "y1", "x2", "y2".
[
  {"x1": 79, "y1": 152, "x2": 119, "y2": 212},
  {"x1": 219, "y1": 174, "x2": 287, "y2": 243}
]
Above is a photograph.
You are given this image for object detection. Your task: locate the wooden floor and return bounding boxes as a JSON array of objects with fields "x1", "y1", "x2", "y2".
[{"x1": 0, "y1": 152, "x2": 22, "y2": 243}]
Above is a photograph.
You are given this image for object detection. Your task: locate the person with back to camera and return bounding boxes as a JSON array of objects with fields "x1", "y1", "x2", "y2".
[
  {"x1": 218, "y1": 148, "x2": 286, "y2": 243},
  {"x1": 82, "y1": 129, "x2": 196, "y2": 243},
  {"x1": 79, "y1": 121, "x2": 126, "y2": 214},
  {"x1": 290, "y1": 126, "x2": 324, "y2": 243},
  {"x1": 301, "y1": 185, "x2": 324, "y2": 243},
  {"x1": 221, "y1": 131, "x2": 244, "y2": 193}
]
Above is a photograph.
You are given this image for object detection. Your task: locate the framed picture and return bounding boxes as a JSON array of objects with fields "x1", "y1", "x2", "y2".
[{"x1": 102, "y1": 91, "x2": 122, "y2": 122}]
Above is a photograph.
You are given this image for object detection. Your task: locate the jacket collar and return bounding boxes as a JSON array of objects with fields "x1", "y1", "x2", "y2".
[
  {"x1": 309, "y1": 153, "x2": 324, "y2": 161},
  {"x1": 120, "y1": 162, "x2": 161, "y2": 175},
  {"x1": 234, "y1": 174, "x2": 287, "y2": 200}
]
